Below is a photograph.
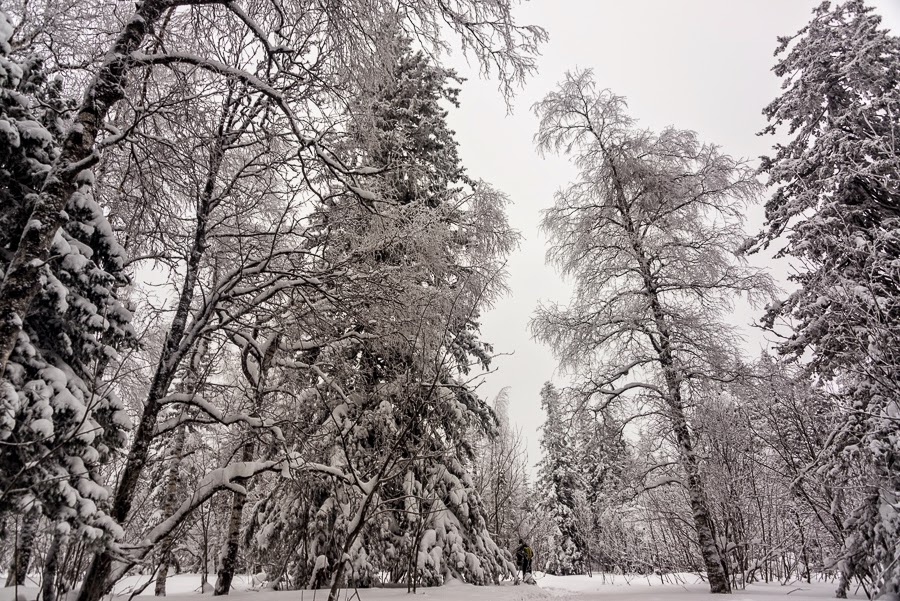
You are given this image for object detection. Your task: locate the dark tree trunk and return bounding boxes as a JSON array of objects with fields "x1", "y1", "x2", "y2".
[
  {"x1": 214, "y1": 329, "x2": 277, "y2": 595},
  {"x1": 5, "y1": 509, "x2": 38, "y2": 586},
  {"x1": 40, "y1": 526, "x2": 67, "y2": 601},
  {"x1": 213, "y1": 441, "x2": 254, "y2": 595},
  {"x1": 76, "y1": 110, "x2": 229, "y2": 601}
]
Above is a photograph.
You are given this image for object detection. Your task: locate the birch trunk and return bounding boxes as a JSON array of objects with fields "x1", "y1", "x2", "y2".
[
  {"x1": 76, "y1": 106, "x2": 230, "y2": 601},
  {"x1": 5, "y1": 508, "x2": 38, "y2": 586},
  {"x1": 612, "y1": 169, "x2": 731, "y2": 595},
  {"x1": 154, "y1": 421, "x2": 189, "y2": 596},
  {"x1": 668, "y1": 400, "x2": 730, "y2": 593},
  {"x1": 648, "y1": 269, "x2": 731, "y2": 595},
  {"x1": 40, "y1": 526, "x2": 67, "y2": 601}
]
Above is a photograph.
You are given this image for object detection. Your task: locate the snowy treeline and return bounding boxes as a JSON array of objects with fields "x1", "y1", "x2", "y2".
[
  {"x1": 0, "y1": 0, "x2": 898, "y2": 600},
  {"x1": 0, "y1": 1, "x2": 543, "y2": 599},
  {"x1": 527, "y1": 2, "x2": 899, "y2": 599}
]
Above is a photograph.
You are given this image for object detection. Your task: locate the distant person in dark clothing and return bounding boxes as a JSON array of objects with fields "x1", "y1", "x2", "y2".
[{"x1": 514, "y1": 539, "x2": 533, "y2": 578}]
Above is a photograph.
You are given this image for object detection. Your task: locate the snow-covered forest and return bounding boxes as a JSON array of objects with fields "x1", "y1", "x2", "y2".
[{"x1": 0, "y1": 1, "x2": 897, "y2": 600}]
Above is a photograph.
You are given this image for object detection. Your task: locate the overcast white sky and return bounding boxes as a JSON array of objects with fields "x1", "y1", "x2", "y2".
[{"x1": 445, "y1": 0, "x2": 900, "y2": 471}]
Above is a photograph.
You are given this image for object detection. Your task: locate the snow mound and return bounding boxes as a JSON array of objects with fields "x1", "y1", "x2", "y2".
[{"x1": 0, "y1": 587, "x2": 38, "y2": 601}]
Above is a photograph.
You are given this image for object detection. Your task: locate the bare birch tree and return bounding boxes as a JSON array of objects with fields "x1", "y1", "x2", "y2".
[{"x1": 531, "y1": 70, "x2": 775, "y2": 594}]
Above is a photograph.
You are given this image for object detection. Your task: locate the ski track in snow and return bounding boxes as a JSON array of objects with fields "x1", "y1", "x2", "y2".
[{"x1": 0, "y1": 574, "x2": 865, "y2": 601}]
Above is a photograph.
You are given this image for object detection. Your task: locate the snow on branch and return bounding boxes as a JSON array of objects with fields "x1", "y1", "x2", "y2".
[
  {"x1": 108, "y1": 459, "x2": 282, "y2": 582},
  {"x1": 221, "y1": 1, "x2": 290, "y2": 54},
  {"x1": 289, "y1": 460, "x2": 356, "y2": 487},
  {"x1": 591, "y1": 380, "x2": 665, "y2": 401},
  {"x1": 640, "y1": 476, "x2": 684, "y2": 494},
  {"x1": 129, "y1": 51, "x2": 386, "y2": 201},
  {"x1": 155, "y1": 392, "x2": 285, "y2": 441}
]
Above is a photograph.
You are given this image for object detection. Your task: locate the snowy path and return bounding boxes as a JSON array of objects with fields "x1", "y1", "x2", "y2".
[
  {"x1": 1, "y1": 574, "x2": 864, "y2": 601},
  {"x1": 537, "y1": 578, "x2": 862, "y2": 601}
]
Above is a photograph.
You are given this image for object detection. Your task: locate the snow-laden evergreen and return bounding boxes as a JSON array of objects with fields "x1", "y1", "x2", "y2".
[
  {"x1": 753, "y1": 2, "x2": 900, "y2": 596},
  {"x1": 0, "y1": 8, "x2": 132, "y2": 545},
  {"x1": 535, "y1": 383, "x2": 587, "y2": 576},
  {"x1": 242, "y1": 40, "x2": 518, "y2": 593}
]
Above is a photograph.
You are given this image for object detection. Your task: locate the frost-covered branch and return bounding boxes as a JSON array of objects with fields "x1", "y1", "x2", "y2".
[{"x1": 154, "y1": 392, "x2": 284, "y2": 441}]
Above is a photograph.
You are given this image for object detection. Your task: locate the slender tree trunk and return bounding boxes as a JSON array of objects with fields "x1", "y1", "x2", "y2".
[
  {"x1": 155, "y1": 421, "x2": 188, "y2": 596},
  {"x1": 406, "y1": 501, "x2": 428, "y2": 594},
  {"x1": 40, "y1": 526, "x2": 67, "y2": 601},
  {"x1": 327, "y1": 461, "x2": 394, "y2": 601},
  {"x1": 5, "y1": 509, "x2": 38, "y2": 586},
  {"x1": 76, "y1": 105, "x2": 232, "y2": 601},
  {"x1": 406, "y1": 527, "x2": 417, "y2": 593},
  {"x1": 156, "y1": 345, "x2": 207, "y2": 597},
  {"x1": 492, "y1": 449, "x2": 502, "y2": 545},
  {"x1": 214, "y1": 329, "x2": 277, "y2": 595},
  {"x1": 611, "y1": 173, "x2": 730, "y2": 594},
  {"x1": 213, "y1": 441, "x2": 254, "y2": 595},
  {"x1": 200, "y1": 512, "x2": 211, "y2": 592}
]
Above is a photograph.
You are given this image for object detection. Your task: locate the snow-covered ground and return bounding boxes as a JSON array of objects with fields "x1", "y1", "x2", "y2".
[
  {"x1": 1, "y1": 573, "x2": 863, "y2": 601},
  {"x1": 537, "y1": 573, "x2": 862, "y2": 601}
]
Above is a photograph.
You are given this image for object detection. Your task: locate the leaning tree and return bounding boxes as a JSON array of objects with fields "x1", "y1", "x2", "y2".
[{"x1": 532, "y1": 70, "x2": 774, "y2": 594}]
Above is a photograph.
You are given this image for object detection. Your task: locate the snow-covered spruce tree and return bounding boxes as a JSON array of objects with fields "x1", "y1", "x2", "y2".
[
  {"x1": 338, "y1": 41, "x2": 518, "y2": 591},
  {"x1": 536, "y1": 382, "x2": 587, "y2": 575},
  {"x1": 752, "y1": 2, "x2": 900, "y2": 597},
  {"x1": 532, "y1": 70, "x2": 775, "y2": 594},
  {"x1": 244, "y1": 295, "x2": 514, "y2": 594},
  {"x1": 0, "y1": 7, "x2": 132, "y2": 548},
  {"x1": 571, "y1": 399, "x2": 627, "y2": 574},
  {"x1": 244, "y1": 40, "x2": 518, "y2": 595},
  {"x1": 473, "y1": 388, "x2": 530, "y2": 551}
]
